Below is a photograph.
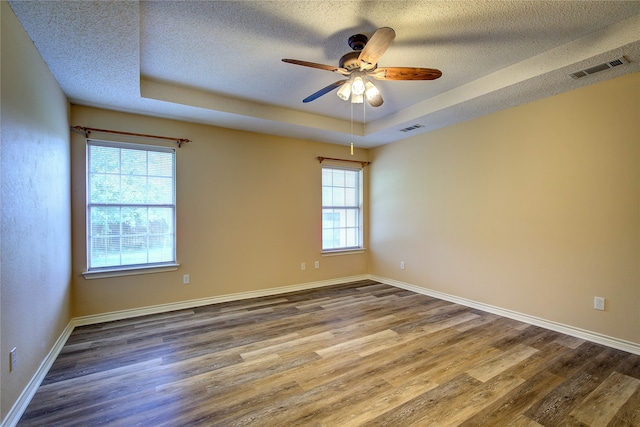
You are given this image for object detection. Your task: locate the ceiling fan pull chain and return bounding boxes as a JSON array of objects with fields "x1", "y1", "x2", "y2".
[
  {"x1": 363, "y1": 97, "x2": 367, "y2": 154},
  {"x1": 350, "y1": 101, "x2": 354, "y2": 155}
]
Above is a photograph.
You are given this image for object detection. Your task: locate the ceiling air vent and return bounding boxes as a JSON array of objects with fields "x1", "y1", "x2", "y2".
[
  {"x1": 569, "y1": 56, "x2": 630, "y2": 80},
  {"x1": 399, "y1": 124, "x2": 425, "y2": 133}
]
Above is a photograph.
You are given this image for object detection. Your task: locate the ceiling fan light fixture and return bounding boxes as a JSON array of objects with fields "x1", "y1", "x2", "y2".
[
  {"x1": 365, "y1": 81, "x2": 379, "y2": 98},
  {"x1": 351, "y1": 76, "x2": 365, "y2": 95},
  {"x1": 351, "y1": 94, "x2": 364, "y2": 104},
  {"x1": 336, "y1": 81, "x2": 352, "y2": 101},
  {"x1": 365, "y1": 81, "x2": 383, "y2": 107}
]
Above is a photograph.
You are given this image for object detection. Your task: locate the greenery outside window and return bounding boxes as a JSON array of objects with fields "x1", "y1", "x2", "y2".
[
  {"x1": 322, "y1": 166, "x2": 362, "y2": 251},
  {"x1": 86, "y1": 140, "x2": 176, "y2": 273}
]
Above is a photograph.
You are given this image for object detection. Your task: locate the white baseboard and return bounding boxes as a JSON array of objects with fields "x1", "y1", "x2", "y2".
[
  {"x1": 371, "y1": 275, "x2": 640, "y2": 356},
  {"x1": 1, "y1": 322, "x2": 75, "y2": 427},
  {"x1": 72, "y1": 275, "x2": 370, "y2": 327}
]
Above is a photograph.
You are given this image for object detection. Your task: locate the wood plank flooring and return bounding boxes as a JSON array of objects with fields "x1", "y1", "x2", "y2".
[{"x1": 18, "y1": 280, "x2": 640, "y2": 426}]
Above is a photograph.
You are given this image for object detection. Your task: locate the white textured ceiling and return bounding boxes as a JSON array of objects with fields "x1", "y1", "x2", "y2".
[{"x1": 9, "y1": 1, "x2": 640, "y2": 148}]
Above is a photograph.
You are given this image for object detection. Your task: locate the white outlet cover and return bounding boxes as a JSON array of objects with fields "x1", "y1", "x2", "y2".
[{"x1": 594, "y1": 296, "x2": 605, "y2": 311}]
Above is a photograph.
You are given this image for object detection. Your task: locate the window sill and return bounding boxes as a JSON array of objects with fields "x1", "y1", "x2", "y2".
[
  {"x1": 82, "y1": 263, "x2": 180, "y2": 280},
  {"x1": 322, "y1": 248, "x2": 366, "y2": 257}
]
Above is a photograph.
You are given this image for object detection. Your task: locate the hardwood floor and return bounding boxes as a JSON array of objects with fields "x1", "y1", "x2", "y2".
[{"x1": 18, "y1": 280, "x2": 640, "y2": 426}]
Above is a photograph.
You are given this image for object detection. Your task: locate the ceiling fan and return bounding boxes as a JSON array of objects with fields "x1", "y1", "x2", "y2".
[{"x1": 282, "y1": 27, "x2": 442, "y2": 108}]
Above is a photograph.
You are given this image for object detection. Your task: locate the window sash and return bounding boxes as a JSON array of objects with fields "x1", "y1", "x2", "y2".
[{"x1": 87, "y1": 140, "x2": 176, "y2": 271}]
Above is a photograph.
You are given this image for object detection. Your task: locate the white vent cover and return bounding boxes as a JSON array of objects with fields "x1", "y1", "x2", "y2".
[
  {"x1": 399, "y1": 124, "x2": 425, "y2": 133},
  {"x1": 569, "y1": 57, "x2": 630, "y2": 79}
]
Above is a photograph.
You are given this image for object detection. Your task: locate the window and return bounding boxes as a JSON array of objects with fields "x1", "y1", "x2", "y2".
[
  {"x1": 87, "y1": 140, "x2": 176, "y2": 272},
  {"x1": 322, "y1": 166, "x2": 362, "y2": 251}
]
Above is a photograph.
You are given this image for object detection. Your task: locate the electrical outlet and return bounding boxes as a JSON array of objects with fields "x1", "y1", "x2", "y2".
[
  {"x1": 301, "y1": 262, "x2": 306, "y2": 271},
  {"x1": 10, "y1": 348, "x2": 17, "y2": 372},
  {"x1": 400, "y1": 261, "x2": 405, "y2": 270},
  {"x1": 183, "y1": 274, "x2": 190, "y2": 284},
  {"x1": 594, "y1": 296, "x2": 605, "y2": 311},
  {"x1": 314, "y1": 261, "x2": 319, "y2": 269}
]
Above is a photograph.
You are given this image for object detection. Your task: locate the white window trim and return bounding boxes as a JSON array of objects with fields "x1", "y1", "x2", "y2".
[
  {"x1": 321, "y1": 248, "x2": 366, "y2": 256},
  {"x1": 321, "y1": 164, "x2": 364, "y2": 252},
  {"x1": 82, "y1": 263, "x2": 180, "y2": 279},
  {"x1": 84, "y1": 139, "x2": 177, "y2": 277}
]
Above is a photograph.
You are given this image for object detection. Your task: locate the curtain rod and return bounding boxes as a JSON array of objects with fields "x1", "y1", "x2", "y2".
[
  {"x1": 317, "y1": 157, "x2": 370, "y2": 167},
  {"x1": 72, "y1": 126, "x2": 191, "y2": 148}
]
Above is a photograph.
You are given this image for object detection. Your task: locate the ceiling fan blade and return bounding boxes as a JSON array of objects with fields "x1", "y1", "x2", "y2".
[
  {"x1": 302, "y1": 80, "x2": 347, "y2": 103},
  {"x1": 358, "y1": 27, "x2": 396, "y2": 70},
  {"x1": 370, "y1": 67, "x2": 442, "y2": 81},
  {"x1": 282, "y1": 59, "x2": 350, "y2": 75}
]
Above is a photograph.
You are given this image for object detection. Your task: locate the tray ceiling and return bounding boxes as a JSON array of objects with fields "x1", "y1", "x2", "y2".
[{"x1": 9, "y1": 1, "x2": 640, "y2": 148}]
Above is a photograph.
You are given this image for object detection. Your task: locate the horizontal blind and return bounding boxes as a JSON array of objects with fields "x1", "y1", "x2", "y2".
[{"x1": 87, "y1": 140, "x2": 176, "y2": 269}]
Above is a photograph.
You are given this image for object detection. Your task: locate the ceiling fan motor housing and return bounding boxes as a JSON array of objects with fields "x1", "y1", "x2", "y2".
[{"x1": 339, "y1": 51, "x2": 362, "y2": 71}]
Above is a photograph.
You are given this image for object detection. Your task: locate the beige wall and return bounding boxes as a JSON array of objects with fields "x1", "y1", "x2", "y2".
[
  {"x1": 1, "y1": 2, "x2": 72, "y2": 421},
  {"x1": 370, "y1": 72, "x2": 640, "y2": 344},
  {"x1": 70, "y1": 107, "x2": 369, "y2": 317}
]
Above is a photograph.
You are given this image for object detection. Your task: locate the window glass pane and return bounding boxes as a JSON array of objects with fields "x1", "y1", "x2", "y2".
[
  {"x1": 149, "y1": 151, "x2": 174, "y2": 177},
  {"x1": 345, "y1": 171, "x2": 356, "y2": 188},
  {"x1": 90, "y1": 173, "x2": 121, "y2": 203},
  {"x1": 338, "y1": 228, "x2": 346, "y2": 248},
  {"x1": 90, "y1": 206, "x2": 121, "y2": 235},
  {"x1": 327, "y1": 229, "x2": 339, "y2": 250},
  {"x1": 90, "y1": 236, "x2": 122, "y2": 268},
  {"x1": 89, "y1": 206, "x2": 122, "y2": 268},
  {"x1": 149, "y1": 207, "x2": 174, "y2": 262},
  {"x1": 346, "y1": 228, "x2": 358, "y2": 247},
  {"x1": 322, "y1": 210, "x2": 338, "y2": 229},
  {"x1": 322, "y1": 234, "x2": 334, "y2": 250},
  {"x1": 121, "y1": 207, "x2": 148, "y2": 235},
  {"x1": 322, "y1": 187, "x2": 332, "y2": 206},
  {"x1": 148, "y1": 177, "x2": 173, "y2": 204},
  {"x1": 333, "y1": 170, "x2": 345, "y2": 186},
  {"x1": 90, "y1": 145, "x2": 120, "y2": 174},
  {"x1": 332, "y1": 187, "x2": 345, "y2": 206},
  {"x1": 121, "y1": 149, "x2": 147, "y2": 175},
  {"x1": 346, "y1": 209, "x2": 357, "y2": 227},
  {"x1": 345, "y1": 187, "x2": 357, "y2": 206},
  {"x1": 149, "y1": 207, "x2": 174, "y2": 234},
  {"x1": 121, "y1": 241, "x2": 148, "y2": 266},
  {"x1": 121, "y1": 175, "x2": 147, "y2": 204},
  {"x1": 322, "y1": 169, "x2": 333, "y2": 186}
]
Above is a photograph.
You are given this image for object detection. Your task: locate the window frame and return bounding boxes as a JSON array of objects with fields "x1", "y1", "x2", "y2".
[
  {"x1": 82, "y1": 139, "x2": 179, "y2": 279},
  {"x1": 321, "y1": 165, "x2": 364, "y2": 253}
]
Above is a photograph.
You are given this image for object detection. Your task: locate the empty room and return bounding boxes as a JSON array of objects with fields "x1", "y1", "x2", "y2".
[{"x1": 1, "y1": 1, "x2": 639, "y2": 426}]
